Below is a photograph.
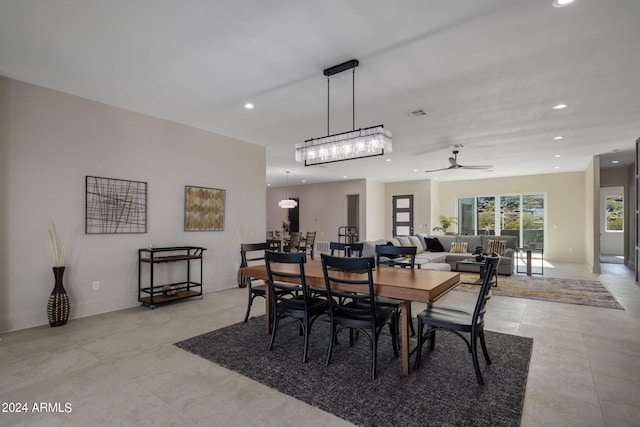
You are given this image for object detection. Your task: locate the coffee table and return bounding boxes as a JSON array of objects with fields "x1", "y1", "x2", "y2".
[{"x1": 455, "y1": 258, "x2": 496, "y2": 286}]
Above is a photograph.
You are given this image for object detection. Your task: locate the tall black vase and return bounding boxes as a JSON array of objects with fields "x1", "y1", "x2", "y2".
[{"x1": 47, "y1": 266, "x2": 69, "y2": 327}]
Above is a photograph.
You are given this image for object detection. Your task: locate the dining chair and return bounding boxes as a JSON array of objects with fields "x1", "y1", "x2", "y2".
[
  {"x1": 413, "y1": 255, "x2": 500, "y2": 385},
  {"x1": 329, "y1": 241, "x2": 363, "y2": 257},
  {"x1": 375, "y1": 244, "x2": 417, "y2": 268},
  {"x1": 302, "y1": 231, "x2": 317, "y2": 259},
  {"x1": 265, "y1": 251, "x2": 329, "y2": 363},
  {"x1": 321, "y1": 254, "x2": 399, "y2": 379},
  {"x1": 375, "y1": 244, "x2": 418, "y2": 336},
  {"x1": 286, "y1": 231, "x2": 302, "y2": 253},
  {"x1": 240, "y1": 242, "x2": 279, "y2": 322}
]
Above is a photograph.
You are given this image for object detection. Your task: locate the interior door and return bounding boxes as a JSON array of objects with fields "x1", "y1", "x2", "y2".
[{"x1": 393, "y1": 195, "x2": 413, "y2": 236}]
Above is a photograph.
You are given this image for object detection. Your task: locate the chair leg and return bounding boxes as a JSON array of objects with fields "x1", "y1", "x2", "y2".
[
  {"x1": 302, "y1": 318, "x2": 310, "y2": 363},
  {"x1": 471, "y1": 332, "x2": 484, "y2": 385},
  {"x1": 429, "y1": 327, "x2": 436, "y2": 351},
  {"x1": 268, "y1": 314, "x2": 279, "y2": 351},
  {"x1": 371, "y1": 333, "x2": 379, "y2": 380},
  {"x1": 413, "y1": 319, "x2": 425, "y2": 370},
  {"x1": 389, "y1": 318, "x2": 399, "y2": 357},
  {"x1": 326, "y1": 323, "x2": 336, "y2": 366},
  {"x1": 479, "y1": 329, "x2": 492, "y2": 365},
  {"x1": 243, "y1": 291, "x2": 253, "y2": 323}
]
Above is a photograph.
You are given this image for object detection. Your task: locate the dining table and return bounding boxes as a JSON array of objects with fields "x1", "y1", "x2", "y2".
[{"x1": 242, "y1": 259, "x2": 460, "y2": 375}]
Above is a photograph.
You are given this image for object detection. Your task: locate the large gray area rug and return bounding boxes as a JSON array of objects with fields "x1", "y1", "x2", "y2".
[{"x1": 175, "y1": 316, "x2": 533, "y2": 426}]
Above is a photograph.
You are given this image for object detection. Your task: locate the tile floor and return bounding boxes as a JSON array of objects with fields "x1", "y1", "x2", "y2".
[{"x1": 1, "y1": 261, "x2": 639, "y2": 426}]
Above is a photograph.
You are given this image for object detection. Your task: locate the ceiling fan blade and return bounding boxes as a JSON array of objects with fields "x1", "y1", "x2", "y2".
[
  {"x1": 459, "y1": 164, "x2": 493, "y2": 170},
  {"x1": 424, "y1": 166, "x2": 455, "y2": 173}
]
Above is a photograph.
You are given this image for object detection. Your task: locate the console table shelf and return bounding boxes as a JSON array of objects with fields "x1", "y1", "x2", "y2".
[{"x1": 138, "y1": 246, "x2": 206, "y2": 309}]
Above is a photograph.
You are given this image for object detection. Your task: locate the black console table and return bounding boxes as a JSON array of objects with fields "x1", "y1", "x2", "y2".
[{"x1": 138, "y1": 246, "x2": 206, "y2": 309}]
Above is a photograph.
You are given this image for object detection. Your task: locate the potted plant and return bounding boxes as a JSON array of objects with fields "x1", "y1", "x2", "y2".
[
  {"x1": 471, "y1": 246, "x2": 485, "y2": 262},
  {"x1": 282, "y1": 220, "x2": 291, "y2": 236},
  {"x1": 432, "y1": 215, "x2": 458, "y2": 235}
]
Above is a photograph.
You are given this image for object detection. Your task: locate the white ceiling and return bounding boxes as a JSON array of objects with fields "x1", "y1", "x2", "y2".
[{"x1": 1, "y1": 0, "x2": 639, "y2": 187}]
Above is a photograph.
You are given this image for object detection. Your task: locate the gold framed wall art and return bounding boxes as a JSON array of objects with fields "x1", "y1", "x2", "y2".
[{"x1": 184, "y1": 185, "x2": 226, "y2": 231}]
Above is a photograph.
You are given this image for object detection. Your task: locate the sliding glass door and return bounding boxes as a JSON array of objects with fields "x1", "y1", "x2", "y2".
[{"x1": 457, "y1": 193, "x2": 545, "y2": 248}]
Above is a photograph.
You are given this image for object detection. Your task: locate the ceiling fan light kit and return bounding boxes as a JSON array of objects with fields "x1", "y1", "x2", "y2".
[{"x1": 296, "y1": 59, "x2": 392, "y2": 166}]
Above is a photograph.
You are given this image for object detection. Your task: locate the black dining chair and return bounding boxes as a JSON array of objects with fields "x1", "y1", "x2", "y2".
[
  {"x1": 375, "y1": 244, "x2": 417, "y2": 268},
  {"x1": 413, "y1": 255, "x2": 500, "y2": 385},
  {"x1": 265, "y1": 251, "x2": 329, "y2": 363},
  {"x1": 240, "y1": 242, "x2": 273, "y2": 323},
  {"x1": 375, "y1": 244, "x2": 418, "y2": 336},
  {"x1": 321, "y1": 254, "x2": 399, "y2": 379},
  {"x1": 329, "y1": 241, "x2": 363, "y2": 257}
]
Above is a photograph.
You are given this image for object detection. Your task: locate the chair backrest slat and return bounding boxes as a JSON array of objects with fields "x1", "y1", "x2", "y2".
[
  {"x1": 375, "y1": 244, "x2": 417, "y2": 268},
  {"x1": 265, "y1": 250, "x2": 310, "y2": 308},
  {"x1": 321, "y1": 254, "x2": 377, "y2": 320}
]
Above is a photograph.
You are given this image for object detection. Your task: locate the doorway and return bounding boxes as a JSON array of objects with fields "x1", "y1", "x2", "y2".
[
  {"x1": 600, "y1": 187, "x2": 624, "y2": 264},
  {"x1": 287, "y1": 198, "x2": 300, "y2": 232},
  {"x1": 393, "y1": 195, "x2": 414, "y2": 236}
]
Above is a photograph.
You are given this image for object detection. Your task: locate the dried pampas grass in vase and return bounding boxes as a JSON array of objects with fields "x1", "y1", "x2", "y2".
[{"x1": 47, "y1": 221, "x2": 70, "y2": 327}]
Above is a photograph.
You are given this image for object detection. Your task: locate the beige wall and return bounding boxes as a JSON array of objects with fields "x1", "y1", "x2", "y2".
[
  {"x1": 365, "y1": 180, "x2": 386, "y2": 240},
  {"x1": 436, "y1": 172, "x2": 586, "y2": 263},
  {"x1": 266, "y1": 179, "x2": 367, "y2": 243},
  {"x1": 1, "y1": 77, "x2": 266, "y2": 332}
]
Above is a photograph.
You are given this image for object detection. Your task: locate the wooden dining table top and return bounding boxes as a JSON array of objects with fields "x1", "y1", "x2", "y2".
[{"x1": 242, "y1": 259, "x2": 460, "y2": 305}]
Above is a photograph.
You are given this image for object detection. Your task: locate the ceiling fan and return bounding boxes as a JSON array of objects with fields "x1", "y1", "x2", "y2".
[{"x1": 425, "y1": 149, "x2": 493, "y2": 173}]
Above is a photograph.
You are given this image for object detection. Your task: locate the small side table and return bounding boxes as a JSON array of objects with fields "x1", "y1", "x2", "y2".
[{"x1": 516, "y1": 247, "x2": 544, "y2": 276}]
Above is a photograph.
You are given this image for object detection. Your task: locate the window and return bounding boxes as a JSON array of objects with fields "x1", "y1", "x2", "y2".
[
  {"x1": 605, "y1": 196, "x2": 624, "y2": 231},
  {"x1": 457, "y1": 193, "x2": 545, "y2": 248}
]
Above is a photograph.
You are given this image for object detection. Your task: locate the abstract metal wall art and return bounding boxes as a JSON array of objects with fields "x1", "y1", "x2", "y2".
[
  {"x1": 85, "y1": 176, "x2": 147, "y2": 234},
  {"x1": 184, "y1": 185, "x2": 226, "y2": 231}
]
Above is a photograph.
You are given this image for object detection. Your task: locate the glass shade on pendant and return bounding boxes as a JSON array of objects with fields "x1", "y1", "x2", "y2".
[{"x1": 296, "y1": 125, "x2": 392, "y2": 166}]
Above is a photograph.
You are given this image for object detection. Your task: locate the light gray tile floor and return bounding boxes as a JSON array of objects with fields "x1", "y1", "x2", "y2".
[{"x1": 1, "y1": 261, "x2": 638, "y2": 426}]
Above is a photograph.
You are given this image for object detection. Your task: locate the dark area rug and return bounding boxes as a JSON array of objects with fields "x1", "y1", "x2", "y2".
[
  {"x1": 175, "y1": 316, "x2": 533, "y2": 426},
  {"x1": 456, "y1": 273, "x2": 624, "y2": 310}
]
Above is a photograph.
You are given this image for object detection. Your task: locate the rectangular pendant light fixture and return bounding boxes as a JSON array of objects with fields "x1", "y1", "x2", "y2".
[{"x1": 296, "y1": 59, "x2": 392, "y2": 166}]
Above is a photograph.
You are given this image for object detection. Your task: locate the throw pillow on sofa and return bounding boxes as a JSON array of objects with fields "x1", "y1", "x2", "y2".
[
  {"x1": 449, "y1": 241, "x2": 468, "y2": 253},
  {"x1": 487, "y1": 239, "x2": 507, "y2": 255},
  {"x1": 425, "y1": 237, "x2": 445, "y2": 252}
]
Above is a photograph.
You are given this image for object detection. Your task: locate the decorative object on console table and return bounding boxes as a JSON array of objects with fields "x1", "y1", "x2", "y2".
[{"x1": 47, "y1": 221, "x2": 69, "y2": 327}]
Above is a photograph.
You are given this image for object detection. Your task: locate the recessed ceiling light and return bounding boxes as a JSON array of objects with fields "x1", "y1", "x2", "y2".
[
  {"x1": 552, "y1": 103, "x2": 568, "y2": 110},
  {"x1": 555, "y1": 154, "x2": 561, "y2": 158},
  {"x1": 553, "y1": 0, "x2": 576, "y2": 7},
  {"x1": 554, "y1": 166, "x2": 560, "y2": 169},
  {"x1": 612, "y1": 160, "x2": 620, "y2": 164},
  {"x1": 244, "y1": 103, "x2": 254, "y2": 109},
  {"x1": 413, "y1": 169, "x2": 418, "y2": 172},
  {"x1": 343, "y1": 176, "x2": 348, "y2": 179},
  {"x1": 385, "y1": 158, "x2": 391, "y2": 162},
  {"x1": 301, "y1": 179, "x2": 307, "y2": 183},
  {"x1": 553, "y1": 136, "x2": 564, "y2": 140}
]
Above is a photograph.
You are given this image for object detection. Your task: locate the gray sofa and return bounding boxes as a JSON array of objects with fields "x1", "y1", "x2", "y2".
[{"x1": 360, "y1": 234, "x2": 516, "y2": 275}]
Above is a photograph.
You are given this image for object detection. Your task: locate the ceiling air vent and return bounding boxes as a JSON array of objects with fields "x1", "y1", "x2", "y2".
[{"x1": 406, "y1": 109, "x2": 427, "y2": 117}]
